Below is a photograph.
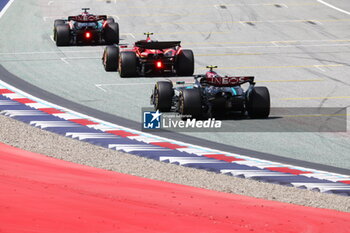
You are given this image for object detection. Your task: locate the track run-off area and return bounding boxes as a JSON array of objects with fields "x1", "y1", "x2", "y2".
[
  {"x1": 1, "y1": 142, "x2": 350, "y2": 233},
  {"x1": 0, "y1": 0, "x2": 349, "y2": 172}
]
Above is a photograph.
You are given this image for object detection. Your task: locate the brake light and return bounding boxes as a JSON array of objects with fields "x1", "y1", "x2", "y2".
[
  {"x1": 85, "y1": 32, "x2": 91, "y2": 39},
  {"x1": 156, "y1": 61, "x2": 163, "y2": 68},
  {"x1": 103, "y1": 21, "x2": 108, "y2": 28}
]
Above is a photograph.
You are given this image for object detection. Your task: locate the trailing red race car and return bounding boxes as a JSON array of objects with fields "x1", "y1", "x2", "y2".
[
  {"x1": 102, "y1": 33, "x2": 195, "y2": 77},
  {"x1": 53, "y1": 8, "x2": 119, "y2": 46}
]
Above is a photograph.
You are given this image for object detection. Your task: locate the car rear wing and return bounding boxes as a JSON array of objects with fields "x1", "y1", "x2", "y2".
[
  {"x1": 135, "y1": 41, "x2": 181, "y2": 50},
  {"x1": 68, "y1": 15, "x2": 107, "y2": 22},
  {"x1": 206, "y1": 76, "x2": 255, "y2": 87}
]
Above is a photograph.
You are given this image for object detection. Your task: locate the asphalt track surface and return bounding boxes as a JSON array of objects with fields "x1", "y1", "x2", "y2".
[
  {"x1": 0, "y1": 0, "x2": 349, "y2": 171},
  {"x1": 2, "y1": 142, "x2": 350, "y2": 233}
]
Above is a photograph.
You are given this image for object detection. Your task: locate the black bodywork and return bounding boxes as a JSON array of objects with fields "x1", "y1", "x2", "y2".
[{"x1": 151, "y1": 66, "x2": 270, "y2": 119}]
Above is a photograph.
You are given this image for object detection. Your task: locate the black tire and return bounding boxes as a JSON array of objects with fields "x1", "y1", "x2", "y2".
[
  {"x1": 246, "y1": 86, "x2": 270, "y2": 118},
  {"x1": 179, "y1": 88, "x2": 202, "y2": 118},
  {"x1": 119, "y1": 51, "x2": 138, "y2": 77},
  {"x1": 54, "y1": 19, "x2": 65, "y2": 27},
  {"x1": 55, "y1": 24, "x2": 70, "y2": 46},
  {"x1": 107, "y1": 17, "x2": 115, "y2": 24},
  {"x1": 176, "y1": 49, "x2": 194, "y2": 76},
  {"x1": 104, "y1": 22, "x2": 119, "y2": 45},
  {"x1": 103, "y1": 46, "x2": 119, "y2": 71},
  {"x1": 154, "y1": 81, "x2": 174, "y2": 112}
]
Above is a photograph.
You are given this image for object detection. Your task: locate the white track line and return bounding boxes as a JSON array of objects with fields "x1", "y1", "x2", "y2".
[
  {"x1": 95, "y1": 84, "x2": 107, "y2": 92},
  {"x1": 0, "y1": 0, "x2": 15, "y2": 19},
  {"x1": 314, "y1": 65, "x2": 326, "y2": 72},
  {"x1": 190, "y1": 43, "x2": 350, "y2": 50},
  {"x1": 49, "y1": 35, "x2": 55, "y2": 42},
  {"x1": 318, "y1": 0, "x2": 350, "y2": 15},
  {"x1": 60, "y1": 57, "x2": 70, "y2": 65},
  {"x1": 0, "y1": 50, "x2": 102, "y2": 55}
]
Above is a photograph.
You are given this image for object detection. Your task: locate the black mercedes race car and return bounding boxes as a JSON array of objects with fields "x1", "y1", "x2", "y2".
[
  {"x1": 53, "y1": 8, "x2": 119, "y2": 46},
  {"x1": 151, "y1": 66, "x2": 270, "y2": 119},
  {"x1": 102, "y1": 33, "x2": 194, "y2": 77}
]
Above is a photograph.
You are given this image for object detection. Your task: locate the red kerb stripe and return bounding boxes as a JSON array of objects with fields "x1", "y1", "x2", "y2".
[
  {"x1": 39, "y1": 108, "x2": 65, "y2": 114},
  {"x1": 0, "y1": 89, "x2": 14, "y2": 94},
  {"x1": 69, "y1": 119, "x2": 99, "y2": 125},
  {"x1": 266, "y1": 167, "x2": 312, "y2": 175},
  {"x1": 150, "y1": 142, "x2": 187, "y2": 149},
  {"x1": 202, "y1": 154, "x2": 244, "y2": 162},
  {"x1": 106, "y1": 130, "x2": 139, "y2": 137},
  {"x1": 14, "y1": 98, "x2": 36, "y2": 104}
]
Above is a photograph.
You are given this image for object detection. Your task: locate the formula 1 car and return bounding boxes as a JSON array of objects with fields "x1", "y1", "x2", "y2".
[
  {"x1": 151, "y1": 66, "x2": 270, "y2": 118},
  {"x1": 102, "y1": 32, "x2": 194, "y2": 77},
  {"x1": 53, "y1": 8, "x2": 119, "y2": 46}
]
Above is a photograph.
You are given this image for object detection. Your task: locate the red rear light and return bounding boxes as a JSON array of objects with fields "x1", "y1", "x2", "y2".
[
  {"x1": 103, "y1": 21, "x2": 108, "y2": 28},
  {"x1": 85, "y1": 32, "x2": 91, "y2": 39},
  {"x1": 156, "y1": 61, "x2": 163, "y2": 68}
]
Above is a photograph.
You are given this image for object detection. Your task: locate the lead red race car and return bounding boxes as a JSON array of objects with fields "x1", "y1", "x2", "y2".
[
  {"x1": 102, "y1": 33, "x2": 195, "y2": 77},
  {"x1": 53, "y1": 8, "x2": 119, "y2": 46}
]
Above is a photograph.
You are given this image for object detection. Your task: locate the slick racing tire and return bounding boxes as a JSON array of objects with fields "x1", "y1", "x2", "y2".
[
  {"x1": 107, "y1": 17, "x2": 115, "y2": 24},
  {"x1": 179, "y1": 88, "x2": 202, "y2": 118},
  {"x1": 53, "y1": 20, "x2": 65, "y2": 41},
  {"x1": 54, "y1": 19, "x2": 65, "y2": 27},
  {"x1": 103, "y1": 46, "x2": 119, "y2": 71},
  {"x1": 246, "y1": 86, "x2": 270, "y2": 118},
  {"x1": 154, "y1": 81, "x2": 174, "y2": 112},
  {"x1": 104, "y1": 22, "x2": 119, "y2": 45},
  {"x1": 55, "y1": 24, "x2": 70, "y2": 46},
  {"x1": 119, "y1": 51, "x2": 138, "y2": 77},
  {"x1": 176, "y1": 49, "x2": 194, "y2": 76}
]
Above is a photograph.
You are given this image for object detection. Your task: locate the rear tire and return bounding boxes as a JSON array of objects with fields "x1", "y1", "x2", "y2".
[
  {"x1": 104, "y1": 22, "x2": 119, "y2": 45},
  {"x1": 246, "y1": 87, "x2": 270, "y2": 118},
  {"x1": 53, "y1": 20, "x2": 65, "y2": 41},
  {"x1": 103, "y1": 46, "x2": 119, "y2": 71},
  {"x1": 176, "y1": 49, "x2": 194, "y2": 76},
  {"x1": 179, "y1": 88, "x2": 202, "y2": 118},
  {"x1": 119, "y1": 51, "x2": 138, "y2": 77},
  {"x1": 54, "y1": 19, "x2": 65, "y2": 28},
  {"x1": 55, "y1": 24, "x2": 70, "y2": 46},
  {"x1": 154, "y1": 81, "x2": 173, "y2": 112}
]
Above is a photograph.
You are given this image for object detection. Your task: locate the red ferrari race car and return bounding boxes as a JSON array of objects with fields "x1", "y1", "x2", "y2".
[
  {"x1": 53, "y1": 8, "x2": 119, "y2": 46},
  {"x1": 102, "y1": 33, "x2": 195, "y2": 77}
]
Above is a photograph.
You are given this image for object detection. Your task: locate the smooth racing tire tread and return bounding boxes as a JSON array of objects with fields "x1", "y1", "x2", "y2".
[
  {"x1": 180, "y1": 88, "x2": 202, "y2": 118},
  {"x1": 119, "y1": 51, "x2": 138, "y2": 77},
  {"x1": 246, "y1": 86, "x2": 270, "y2": 119},
  {"x1": 103, "y1": 46, "x2": 119, "y2": 71},
  {"x1": 104, "y1": 22, "x2": 119, "y2": 45},
  {"x1": 55, "y1": 24, "x2": 70, "y2": 46},
  {"x1": 154, "y1": 81, "x2": 173, "y2": 112},
  {"x1": 176, "y1": 49, "x2": 195, "y2": 76}
]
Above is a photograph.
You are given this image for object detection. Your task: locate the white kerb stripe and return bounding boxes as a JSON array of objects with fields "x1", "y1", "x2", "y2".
[{"x1": 160, "y1": 157, "x2": 226, "y2": 165}]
